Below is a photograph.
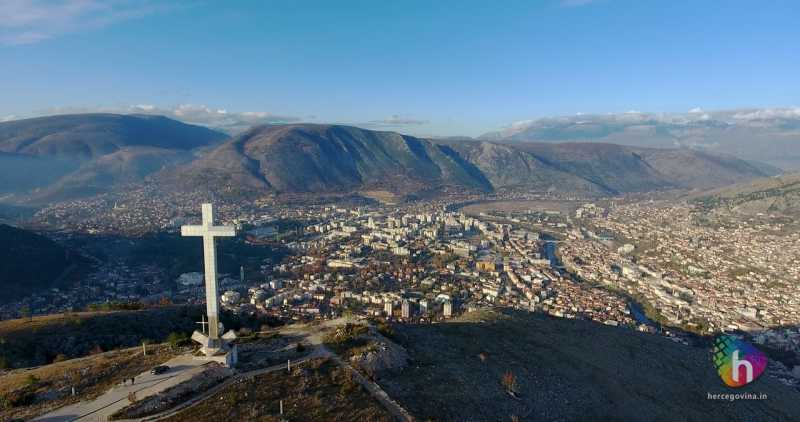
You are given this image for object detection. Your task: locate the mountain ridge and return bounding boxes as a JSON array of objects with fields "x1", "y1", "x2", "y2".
[{"x1": 480, "y1": 109, "x2": 800, "y2": 170}]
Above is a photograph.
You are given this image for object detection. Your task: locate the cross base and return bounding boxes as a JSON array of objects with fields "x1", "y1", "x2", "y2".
[{"x1": 191, "y1": 330, "x2": 239, "y2": 367}]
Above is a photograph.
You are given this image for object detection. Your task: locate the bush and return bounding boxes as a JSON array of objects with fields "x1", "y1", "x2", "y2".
[
  {"x1": 166, "y1": 332, "x2": 191, "y2": 348},
  {"x1": 501, "y1": 371, "x2": 517, "y2": 393}
]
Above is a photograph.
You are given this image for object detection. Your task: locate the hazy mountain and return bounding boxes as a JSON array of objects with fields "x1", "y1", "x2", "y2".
[
  {"x1": 439, "y1": 140, "x2": 776, "y2": 194},
  {"x1": 694, "y1": 172, "x2": 800, "y2": 216},
  {"x1": 0, "y1": 114, "x2": 227, "y2": 203},
  {"x1": 480, "y1": 108, "x2": 800, "y2": 170},
  {"x1": 0, "y1": 117, "x2": 779, "y2": 204},
  {"x1": 0, "y1": 113, "x2": 226, "y2": 158},
  {"x1": 164, "y1": 124, "x2": 493, "y2": 195}
]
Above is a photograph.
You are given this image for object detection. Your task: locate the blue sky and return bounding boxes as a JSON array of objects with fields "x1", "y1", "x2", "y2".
[{"x1": 1, "y1": 0, "x2": 798, "y2": 136}]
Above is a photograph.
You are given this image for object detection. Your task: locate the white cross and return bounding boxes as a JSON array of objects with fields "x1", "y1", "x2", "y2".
[
  {"x1": 196, "y1": 314, "x2": 209, "y2": 334},
  {"x1": 182, "y1": 203, "x2": 235, "y2": 342}
]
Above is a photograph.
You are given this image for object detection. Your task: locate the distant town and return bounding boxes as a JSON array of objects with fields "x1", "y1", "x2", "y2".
[{"x1": 5, "y1": 189, "x2": 800, "y2": 388}]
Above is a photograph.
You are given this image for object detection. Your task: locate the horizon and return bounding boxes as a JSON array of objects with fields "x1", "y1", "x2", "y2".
[{"x1": 2, "y1": 0, "x2": 799, "y2": 137}]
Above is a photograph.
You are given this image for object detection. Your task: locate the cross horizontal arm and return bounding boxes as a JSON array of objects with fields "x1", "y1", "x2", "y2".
[
  {"x1": 181, "y1": 225, "x2": 236, "y2": 237},
  {"x1": 181, "y1": 225, "x2": 205, "y2": 236},
  {"x1": 206, "y1": 226, "x2": 236, "y2": 237}
]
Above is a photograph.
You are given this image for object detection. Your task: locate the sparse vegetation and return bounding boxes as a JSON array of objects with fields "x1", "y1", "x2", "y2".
[{"x1": 161, "y1": 358, "x2": 390, "y2": 422}]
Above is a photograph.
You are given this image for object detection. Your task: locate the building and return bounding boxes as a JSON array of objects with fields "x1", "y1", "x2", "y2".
[
  {"x1": 401, "y1": 299, "x2": 411, "y2": 319},
  {"x1": 443, "y1": 300, "x2": 453, "y2": 318},
  {"x1": 384, "y1": 301, "x2": 393, "y2": 317},
  {"x1": 419, "y1": 299, "x2": 429, "y2": 314}
]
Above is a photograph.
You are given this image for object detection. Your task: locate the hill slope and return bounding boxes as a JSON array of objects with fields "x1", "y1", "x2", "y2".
[
  {"x1": 380, "y1": 309, "x2": 800, "y2": 421},
  {"x1": 694, "y1": 172, "x2": 800, "y2": 216},
  {"x1": 0, "y1": 224, "x2": 79, "y2": 303},
  {"x1": 0, "y1": 114, "x2": 227, "y2": 203}
]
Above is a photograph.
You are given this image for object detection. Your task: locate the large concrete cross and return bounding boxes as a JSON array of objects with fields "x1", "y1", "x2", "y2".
[{"x1": 181, "y1": 203, "x2": 235, "y2": 344}]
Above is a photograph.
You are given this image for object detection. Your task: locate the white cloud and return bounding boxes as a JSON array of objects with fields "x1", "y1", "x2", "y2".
[
  {"x1": 732, "y1": 108, "x2": 800, "y2": 121},
  {"x1": 0, "y1": 0, "x2": 171, "y2": 45},
  {"x1": 26, "y1": 103, "x2": 302, "y2": 133},
  {"x1": 688, "y1": 107, "x2": 704, "y2": 113},
  {"x1": 365, "y1": 115, "x2": 430, "y2": 127}
]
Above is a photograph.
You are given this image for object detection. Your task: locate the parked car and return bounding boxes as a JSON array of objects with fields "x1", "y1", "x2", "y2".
[{"x1": 150, "y1": 365, "x2": 170, "y2": 375}]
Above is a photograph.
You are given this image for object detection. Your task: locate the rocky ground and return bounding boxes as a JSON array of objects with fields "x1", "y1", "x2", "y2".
[
  {"x1": 236, "y1": 332, "x2": 310, "y2": 371},
  {"x1": 378, "y1": 309, "x2": 800, "y2": 422}
]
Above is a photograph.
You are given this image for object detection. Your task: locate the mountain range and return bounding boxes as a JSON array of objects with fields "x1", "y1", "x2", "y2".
[
  {"x1": 0, "y1": 114, "x2": 784, "y2": 205},
  {"x1": 480, "y1": 108, "x2": 800, "y2": 170}
]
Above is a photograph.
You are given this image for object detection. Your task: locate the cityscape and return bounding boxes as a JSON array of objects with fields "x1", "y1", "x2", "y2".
[{"x1": 1, "y1": 1, "x2": 799, "y2": 421}]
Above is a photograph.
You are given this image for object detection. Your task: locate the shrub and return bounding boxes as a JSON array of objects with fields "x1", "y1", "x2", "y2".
[{"x1": 501, "y1": 371, "x2": 517, "y2": 393}]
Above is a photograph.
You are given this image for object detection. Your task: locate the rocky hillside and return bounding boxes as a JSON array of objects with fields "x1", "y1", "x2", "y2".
[
  {"x1": 0, "y1": 114, "x2": 227, "y2": 203},
  {"x1": 694, "y1": 172, "x2": 800, "y2": 216},
  {"x1": 380, "y1": 309, "x2": 800, "y2": 421}
]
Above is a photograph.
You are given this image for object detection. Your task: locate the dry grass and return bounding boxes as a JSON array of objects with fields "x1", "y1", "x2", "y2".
[{"x1": 162, "y1": 358, "x2": 391, "y2": 422}]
